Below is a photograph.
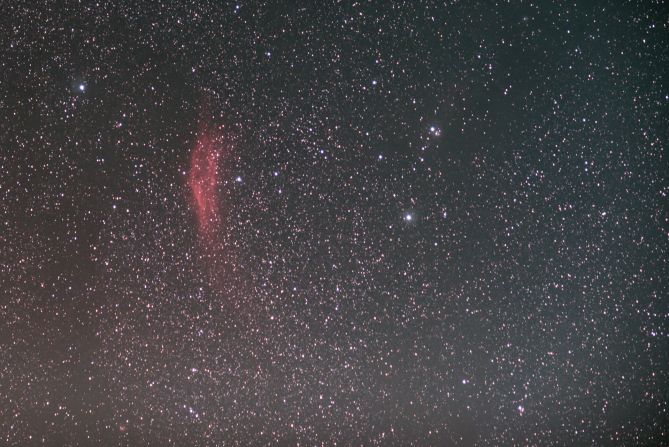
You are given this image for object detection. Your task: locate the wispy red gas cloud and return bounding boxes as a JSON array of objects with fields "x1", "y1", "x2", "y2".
[
  {"x1": 188, "y1": 124, "x2": 222, "y2": 241},
  {"x1": 186, "y1": 115, "x2": 241, "y2": 301}
]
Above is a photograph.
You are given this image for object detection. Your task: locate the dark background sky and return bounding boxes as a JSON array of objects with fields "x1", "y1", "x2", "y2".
[{"x1": 1, "y1": 1, "x2": 668, "y2": 445}]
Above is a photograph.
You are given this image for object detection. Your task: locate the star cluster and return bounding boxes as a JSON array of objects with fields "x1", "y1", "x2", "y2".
[{"x1": 1, "y1": 1, "x2": 668, "y2": 446}]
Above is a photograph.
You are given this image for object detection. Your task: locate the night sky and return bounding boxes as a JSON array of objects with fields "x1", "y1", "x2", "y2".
[{"x1": 1, "y1": 1, "x2": 668, "y2": 446}]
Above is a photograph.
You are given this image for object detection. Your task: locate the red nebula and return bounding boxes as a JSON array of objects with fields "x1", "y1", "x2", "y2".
[
  {"x1": 188, "y1": 125, "x2": 222, "y2": 241},
  {"x1": 186, "y1": 118, "x2": 244, "y2": 304}
]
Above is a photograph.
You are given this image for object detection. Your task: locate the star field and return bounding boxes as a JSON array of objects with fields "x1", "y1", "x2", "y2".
[{"x1": 1, "y1": 1, "x2": 668, "y2": 446}]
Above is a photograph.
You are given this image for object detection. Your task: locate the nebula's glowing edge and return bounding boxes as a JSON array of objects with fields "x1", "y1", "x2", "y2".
[{"x1": 187, "y1": 127, "x2": 222, "y2": 241}]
